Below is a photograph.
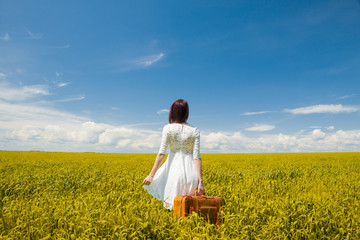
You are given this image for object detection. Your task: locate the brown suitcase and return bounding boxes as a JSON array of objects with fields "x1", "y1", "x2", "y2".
[{"x1": 174, "y1": 190, "x2": 224, "y2": 225}]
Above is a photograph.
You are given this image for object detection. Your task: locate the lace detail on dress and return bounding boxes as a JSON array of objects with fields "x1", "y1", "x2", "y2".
[{"x1": 158, "y1": 123, "x2": 201, "y2": 159}]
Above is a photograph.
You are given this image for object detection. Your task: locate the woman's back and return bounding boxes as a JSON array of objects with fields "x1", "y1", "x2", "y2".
[{"x1": 159, "y1": 123, "x2": 201, "y2": 158}]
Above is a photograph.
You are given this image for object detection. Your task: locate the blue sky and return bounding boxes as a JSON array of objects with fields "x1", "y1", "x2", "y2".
[{"x1": 0, "y1": 0, "x2": 360, "y2": 153}]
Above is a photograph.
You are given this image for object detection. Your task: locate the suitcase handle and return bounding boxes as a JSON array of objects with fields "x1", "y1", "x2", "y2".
[{"x1": 195, "y1": 190, "x2": 205, "y2": 196}]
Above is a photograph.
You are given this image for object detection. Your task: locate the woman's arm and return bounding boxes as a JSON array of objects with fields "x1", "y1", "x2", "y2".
[
  {"x1": 142, "y1": 153, "x2": 166, "y2": 185},
  {"x1": 193, "y1": 158, "x2": 205, "y2": 194},
  {"x1": 193, "y1": 128, "x2": 204, "y2": 194},
  {"x1": 143, "y1": 126, "x2": 169, "y2": 186}
]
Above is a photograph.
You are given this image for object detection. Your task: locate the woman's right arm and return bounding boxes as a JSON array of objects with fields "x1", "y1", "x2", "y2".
[
  {"x1": 143, "y1": 153, "x2": 166, "y2": 185},
  {"x1": 143, "y1": 125, "x2": 169, "y2": 186}
]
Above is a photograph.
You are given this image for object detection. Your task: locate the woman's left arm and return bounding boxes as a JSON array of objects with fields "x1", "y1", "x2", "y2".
[
  {"x1": 193, "y1": 158, "x2": 205, "y2": 194},
  {"x1": 193, "y1": 129, "x2": 205, "y2": 194}
]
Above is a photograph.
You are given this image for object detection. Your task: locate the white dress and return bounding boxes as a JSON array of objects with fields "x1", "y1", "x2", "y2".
[{"x1": 143, "y1": 123, "x2": 201, "y2": 210}]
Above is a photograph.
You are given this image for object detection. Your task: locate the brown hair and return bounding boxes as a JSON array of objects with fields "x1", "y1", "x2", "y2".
[{"x1": 168, "y1": 99, "x2": 189, "y2": 124}]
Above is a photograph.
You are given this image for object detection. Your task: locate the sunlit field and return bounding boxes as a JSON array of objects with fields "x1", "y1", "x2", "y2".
[{"x1": 0, "y1": 151, "x2": 359, "y2": 239}]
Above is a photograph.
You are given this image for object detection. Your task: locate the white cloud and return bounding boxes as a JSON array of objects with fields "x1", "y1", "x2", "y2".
[
  {"x1": 9, "y1": 122, "x2": 104, "y2": 144},
  {"x1": 57, "y1": 82, "x2": 70, "y2": 87},
  {"x1": 310, "y1": 126, "x2": 335, "y2": 131},
  {"x1": 157, "y1": 109, "x2": 169, "y2": 114},
  {"x1": 326, "y1": 126, "x2": 335, "y2": 131},
  {"x1": 312, "y1": 129, "x2": 326, "y2": 139},
  {"x1": 2, "y1": 119, "x2": 161, "y2": 152},
  {"x1": 66, "y1": 122, "x2": 106, "y2": 144},
  {"x1": 119, "y1": 53, "x2": 166, "y2": 71},
  {"x1": 0, "y1": 81, "x2": 161, "y2": 152},
  {"x1": 241, "y1": 111, "x2": 270, "y2": 116},
  {"x1": 55, "y1": 72, "x2": 62, "y2": 77},
  {"x1": 0, "y1": 82, "x2": 49, "y2": 101},
  {"x1": 27, "y1": 30, "x2": 43, "y2": 40},
  {"x1": 98, "y1": 127, "x2": 137, "y2": 145},
  {"x1": 0, "y1": 100, "x2": 88, "y2": 124},
  {"x1": 309, "y1": 126, "x2": 322, "y2": 129},
  {"x1": 133, "y1": 53, "x2": 165, "y2": 68},
  {"x1": 111, "y1": 107, "x2": 119, "y2": 111},
  {"x1": 338, "y1": 94, "x2": 355, "y2": 100},
  {"x1": 0, "y1": 33, "x2": 11, "y2": 41},
  {"x1": 246, "y1": 124, "x2": 275, "y2": 132},
  {"x1": 1, "y1": 106, "x2": 360, "y2": 152},
  {"x1": 52, "y1": 95, "x2": 85, "y2": 102},
  {"x1": 285, "y1": 104, "x2": 360, "y2": 114},
  {"x1": 201, "y1": 129, "x2": 360, "y2": 153}
]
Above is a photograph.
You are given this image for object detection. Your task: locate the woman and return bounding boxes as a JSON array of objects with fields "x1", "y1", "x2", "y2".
[{"x1": 142, "y1": 99, "x2": 205, "y2": 210}]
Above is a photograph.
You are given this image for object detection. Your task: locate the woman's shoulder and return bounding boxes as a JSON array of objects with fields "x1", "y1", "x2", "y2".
[
  {"x1": 184, "y1": 123, "x2": 200, "y2": 135},
  {"x1": 190, "y1": 125, "x2": 200, "y2": 135},
  {"x1": 162, "y1": 123, "x2": 171, "y2": 130},
  {"x1": 185, "y1": 123, "x2": 199, "y2": 130}
]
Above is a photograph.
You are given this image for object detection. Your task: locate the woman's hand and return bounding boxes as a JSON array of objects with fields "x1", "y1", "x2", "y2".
[
  {"x1": 197, "y1": 181, "x2": 205, "y2": 195},
  {"x1": 142, "y1": 175, "x2": 154, "y2": 185},
  {"x1": 143, "y1": 154, "x2": 165, "y2": 186}
]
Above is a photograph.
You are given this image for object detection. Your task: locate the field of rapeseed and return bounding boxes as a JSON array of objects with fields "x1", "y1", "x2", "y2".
[{"x1": 0, "y1": 151, "x2": 359, "y2": 239}]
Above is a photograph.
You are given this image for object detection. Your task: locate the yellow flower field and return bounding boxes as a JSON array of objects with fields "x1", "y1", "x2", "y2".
[{"x1": 0, "y1": 151, "x2": 359, "y2": 239}]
